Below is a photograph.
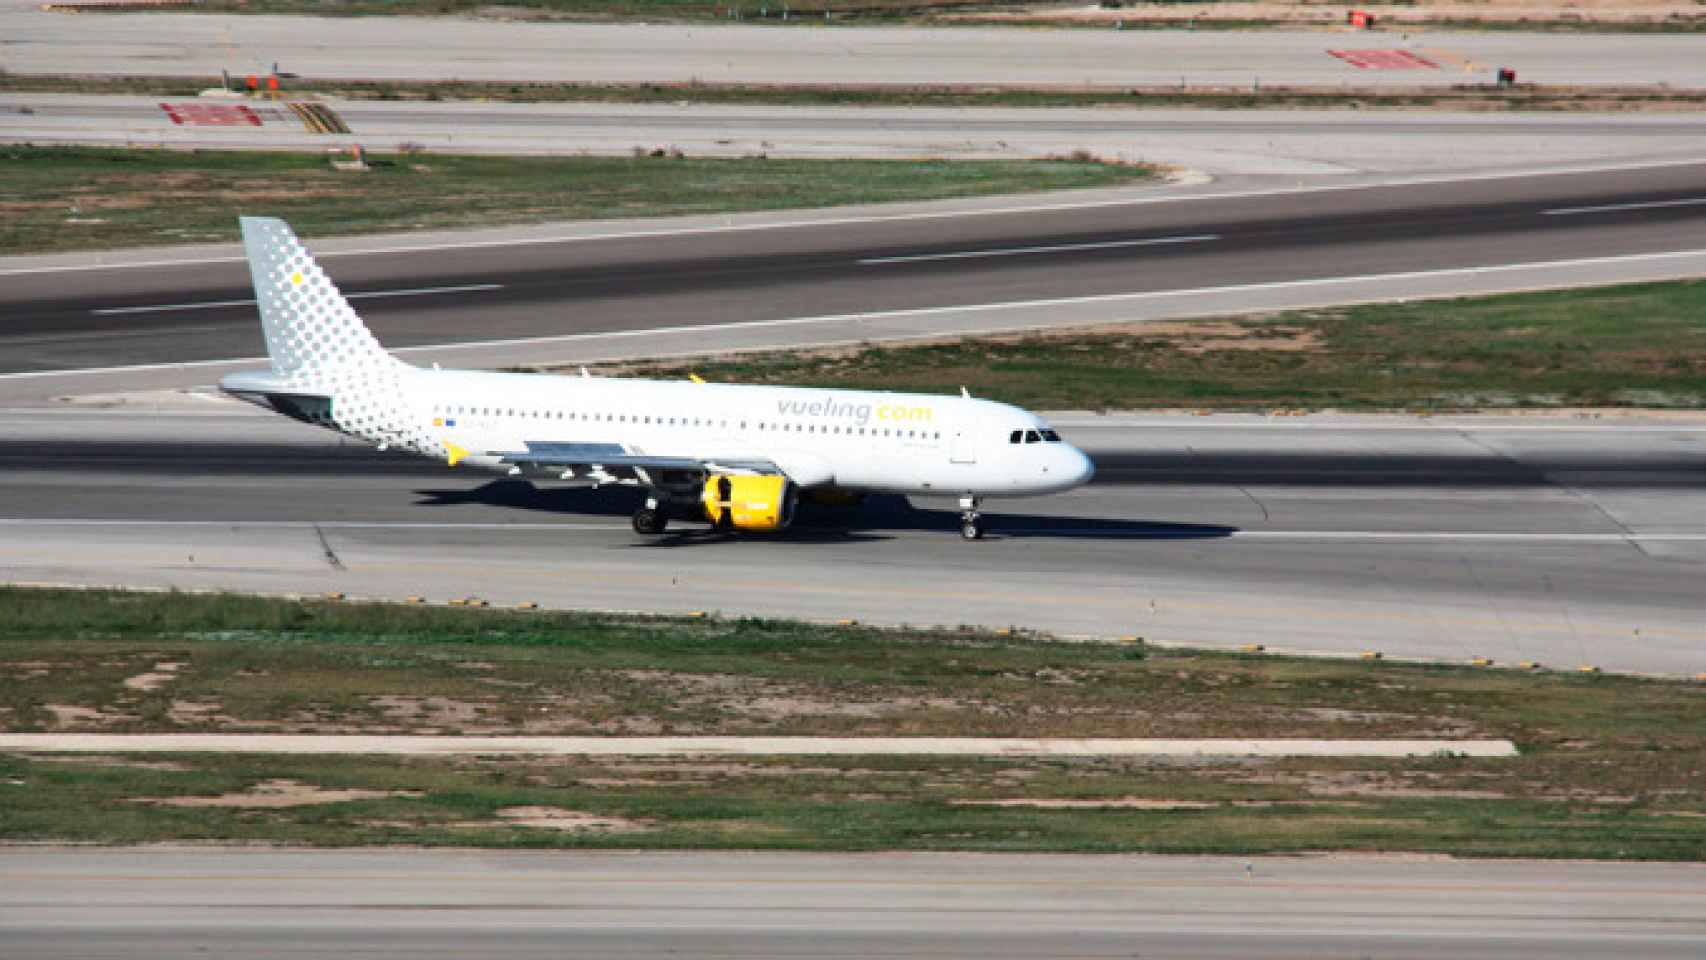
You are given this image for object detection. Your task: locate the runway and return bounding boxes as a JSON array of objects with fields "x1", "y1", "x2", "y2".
[
  {"x1": 4, "y1": 848, "x2": 1702, "y2": 959},
  {"x1": 4, "y1": 404, "x2": 1702, "y2": 676},
  {"x1": 5, "y1": 162, "x2": 1706, "y2": 382}
]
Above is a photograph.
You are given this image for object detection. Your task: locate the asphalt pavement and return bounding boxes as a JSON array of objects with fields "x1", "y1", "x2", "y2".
[
  {"x1": 6, "y1": 13, "x2": 1706, "y2": 87},
  {"x1": 4, "y1": 161, "x2": 1706, "y2": 381},
  {"x1": 4, "y1": 849, "x2": 1702, "y2": 960},
  {"x1": 5, "y1": 404, "x2": 1702, "y2": 676},
  {"x1": 10, "y1": 96, "x2": 1706, "y2": 178}
]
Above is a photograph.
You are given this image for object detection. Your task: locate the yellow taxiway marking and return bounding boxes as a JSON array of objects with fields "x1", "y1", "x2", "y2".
[{"x1": 1421, "y1": 48, "x2": 1489, "y2": 75}]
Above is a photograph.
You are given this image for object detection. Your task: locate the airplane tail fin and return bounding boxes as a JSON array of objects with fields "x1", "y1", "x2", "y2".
[{"x1": 240, "y1": 216, "x2": 395, "y2": 378}]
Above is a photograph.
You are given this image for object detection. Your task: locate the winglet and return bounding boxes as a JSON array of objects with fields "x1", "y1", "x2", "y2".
[{"x1": 444, "y1": 441, "x2": 469, "y2": 467}]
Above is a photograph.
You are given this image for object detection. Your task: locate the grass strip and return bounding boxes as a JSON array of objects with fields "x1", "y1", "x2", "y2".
[
  {"x1": 8, "y1": 73, "x2": 1706, "y2": 111},
  {"x1": 0, "y1": 145, "x2": 1156, "y2": 255},
  {"x1": 2, "y1": 586, "x2": 1705, "y2": 857},
  {"x1": 585, "y1": 280, "x2": 1706, "y2": 411}
]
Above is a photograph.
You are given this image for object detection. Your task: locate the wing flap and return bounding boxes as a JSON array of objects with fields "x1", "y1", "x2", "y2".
[{"x1": 485, "y1": 440, "x2": 780, "y2": 477}]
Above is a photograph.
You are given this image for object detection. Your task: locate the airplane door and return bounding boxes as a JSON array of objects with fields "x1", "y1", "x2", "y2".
[{"x1": 949, "y1": 428, "x2": 976, "y2": 464}]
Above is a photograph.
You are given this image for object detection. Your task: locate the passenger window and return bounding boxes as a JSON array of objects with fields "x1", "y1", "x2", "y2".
[
  {"x1": 1009, "y1": 430, "x2": 1022, "y2": 444},
  {"x1": 1024, "y1": 430, "x2": 1041, "y2": 443},
  {"x1": 1043, "y1": 429, "x2": 1061, "y2": 442}
]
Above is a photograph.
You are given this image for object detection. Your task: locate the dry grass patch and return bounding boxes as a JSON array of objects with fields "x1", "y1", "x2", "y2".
[
  {"x1": 135, "y1": 778, "x2": 423, "y2": 808},
  {"x1": 121, "y1": 662, "x2": 183, "y2": 692},
  {"x1": 493, "y1": 806, "x2": 655, "y2": 832}
]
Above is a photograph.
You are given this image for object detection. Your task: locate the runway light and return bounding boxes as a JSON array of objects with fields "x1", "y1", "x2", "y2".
[
  {"x1": 406, "y1": 595, "x2": 425, "y2": 604},
  {"x1": 836, "y1": 618, "x2": 858, "y2": 626},
  {"x1": 686, "y1": 610, "x2": 707, "y2": 619},
  {"x1": 447, "y1": 598, "x2": 467, "y2": 606},
  {"x1": 1578, "y1": 665, "x2": 1601, "y2": 675},
  {"x1": 1695, "y1": 672, "x2": 1706, "y2": 683},
  {"x1": 1519, "y1": 661, "x2": 1542, "y2": 670},
  {"x1": 322, "y1": 592, "x2": 345, "y2": 601},
  {"x1": 467, "y1": 598, "x2": 488, "y2": 608},
  {"x1": 1471, "y1": 657, "x2": 1494, "y2": 667},
  {"x1": 516, "y1": 601, "x2": 538, "y2": 610},
  {"x1": 1360, "y1": 651, "x2": 1383, "y2": 660},
  {"x1": 1240, "y1": 643, "x2": 1265, "y2": 653}
]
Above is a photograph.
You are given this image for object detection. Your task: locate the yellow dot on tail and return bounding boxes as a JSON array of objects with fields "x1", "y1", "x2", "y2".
[{"x1": 291, "y1": 271, "x2": 304, "y2": 286}]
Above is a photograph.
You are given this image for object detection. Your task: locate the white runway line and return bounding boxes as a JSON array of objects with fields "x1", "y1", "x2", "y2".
[
  {"x1": 91, "y1": 283, "x2": 504, "y2": 316},
  {"x1": 1, "y1": 518, "x2": 1703, "y2": 543},
  {"x1": 0, "y1": 734, "x2": 1518, "y2": 758},
  {"x1": 8, "y1": 157, "x2": 1706, "y2": 278},
  {"x1": 858, "y1": 234, "x2": 1219, "y2": 265},
  {"x1": 1544, "y1": 197, "x2": 1706, "y2": 217},
  {"x1": 7, "y1": 245, "x2": 1706, "y2": 383}
]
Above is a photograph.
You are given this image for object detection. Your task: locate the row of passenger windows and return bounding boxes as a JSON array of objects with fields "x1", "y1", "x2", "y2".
[
  {"x1": 1009, "y1": 429, "x2": 1063, "y2": 444},
  {"x1": 432, "y1": 404, "x2": 942, "y2": 440}
]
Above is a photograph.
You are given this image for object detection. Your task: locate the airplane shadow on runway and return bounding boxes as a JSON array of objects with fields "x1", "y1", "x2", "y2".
[{"x1": 412, "y1": 480, "x2": 1236, "y2": 543}]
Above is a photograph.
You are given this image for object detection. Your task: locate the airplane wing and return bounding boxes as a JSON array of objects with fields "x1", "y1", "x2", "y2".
[{"x1": 478, "y1": 440, "x2": 790, "y2": 484}]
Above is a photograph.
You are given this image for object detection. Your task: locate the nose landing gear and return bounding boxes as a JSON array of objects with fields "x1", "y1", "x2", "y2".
[{"x1": 958, "y1": 494, "x2": 984, "y2": 541}]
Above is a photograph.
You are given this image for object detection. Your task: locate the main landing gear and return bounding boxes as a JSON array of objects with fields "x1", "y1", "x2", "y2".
[
  {"x1": 959, "y1": 495, "x2": 984, "y2": 541},
  {"x1": 632, "y1": 497, "x2": 669, "y2": 535}
]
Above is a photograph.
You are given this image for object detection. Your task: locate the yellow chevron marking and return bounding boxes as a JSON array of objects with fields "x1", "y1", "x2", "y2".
[
  {"x1": 1421, "y1": 48, "x2": 1486, "y2": 74},
  {"x1": 444, "y1": 441, "x2": 469, "y2": 467}
]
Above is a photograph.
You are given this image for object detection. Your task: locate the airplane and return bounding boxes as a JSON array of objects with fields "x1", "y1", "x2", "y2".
[{"x1": 219, "y1": 216, "x2": 1095, "y2": 540}]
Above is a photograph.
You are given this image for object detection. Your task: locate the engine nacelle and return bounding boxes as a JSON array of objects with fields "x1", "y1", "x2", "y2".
[{"x1": 702, "y1": 474, "x2": 796, "y2": 532}]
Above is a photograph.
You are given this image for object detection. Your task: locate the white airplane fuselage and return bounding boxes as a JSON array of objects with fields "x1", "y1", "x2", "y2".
[
  {"x1": 217, "y1": 215, "x2": 1094, "y2": 538},
  {"x1": 403, "y1": 368, "x2": 1092, "y2": 498}
]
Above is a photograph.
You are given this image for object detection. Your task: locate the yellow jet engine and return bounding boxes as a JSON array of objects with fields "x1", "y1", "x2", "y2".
[{"x1": 702, "y1": 474, "x2": 796, "y2": 532}]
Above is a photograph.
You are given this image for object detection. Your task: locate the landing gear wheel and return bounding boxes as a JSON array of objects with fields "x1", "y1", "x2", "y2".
[
  {"x1": 632, "y1": 507, "x2": 668, "y2": 535},
  {"x1": 957, "y1": 494, "x2": 985, "y2": 541}
]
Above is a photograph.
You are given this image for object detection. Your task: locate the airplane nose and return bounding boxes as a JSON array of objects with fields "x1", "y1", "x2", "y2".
[{"x1": 1069, "y1": 447, "x2": 1095, "y2": 486}]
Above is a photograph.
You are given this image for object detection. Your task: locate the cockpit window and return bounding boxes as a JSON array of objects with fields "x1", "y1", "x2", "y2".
[
  {"x1": 1009, "y1": 430, "x2": 1022, "y2": 444},
  {"x1": 1041, "y1": 429, "x2": 1062, "y2": 442},
  {"x1": 1024, "y1": 430, "x2": 1041, "y2": 444}
]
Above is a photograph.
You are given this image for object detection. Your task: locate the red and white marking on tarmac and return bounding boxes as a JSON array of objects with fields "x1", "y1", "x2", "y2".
[
  {"x1": 1328, "y1": 49, "x2": 1439, "y2": 70},
  {"x1": 158, "y1": 102, "x2": 263, "y2": 126}
]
